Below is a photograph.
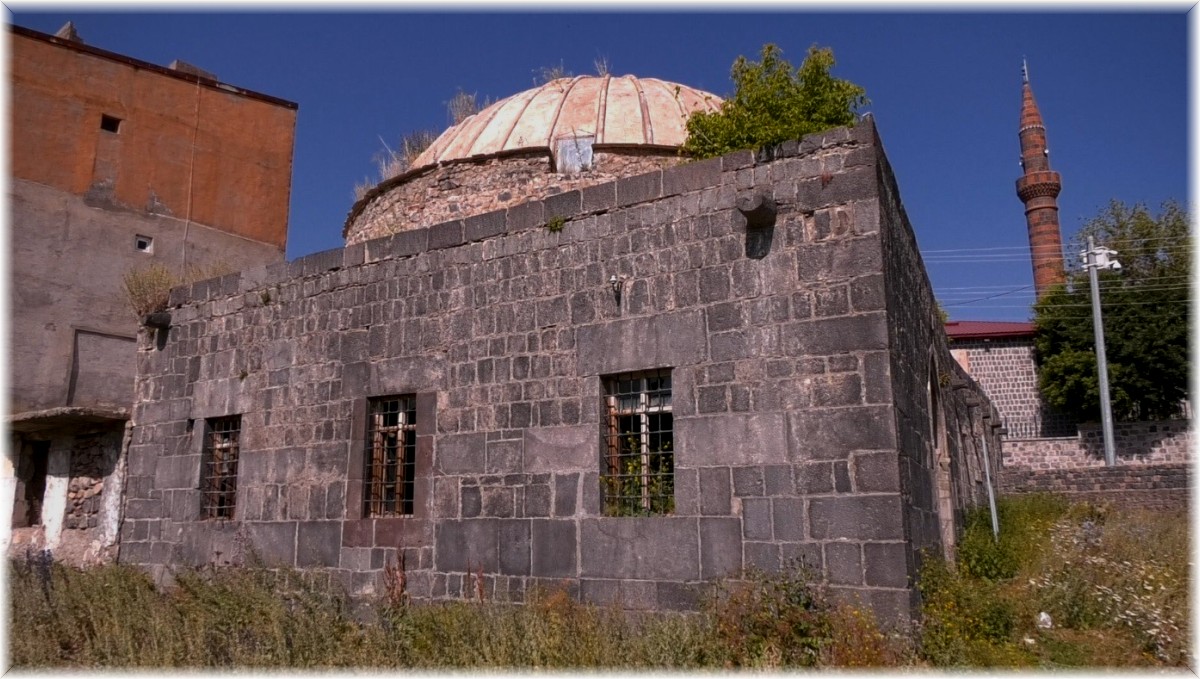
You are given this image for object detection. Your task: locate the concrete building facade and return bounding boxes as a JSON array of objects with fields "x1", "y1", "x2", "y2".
[
  {"x1": 121, "y1": 107, "x2": 1002, "y2": 625},
  {"x1": 6, "y1": 23, "x2": 298, "y2": 563}
]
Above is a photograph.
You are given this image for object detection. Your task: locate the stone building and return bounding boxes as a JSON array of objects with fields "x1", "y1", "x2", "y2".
[
  {"x1": 6, "y1": 23, "x2": 298, "y2": 563},
  {"x1": 946, "y1": 320, "x2": 1073, "y2": 440},
  {"x1": 121, "y1": 75, "x2": 1001, "y2": 626}
]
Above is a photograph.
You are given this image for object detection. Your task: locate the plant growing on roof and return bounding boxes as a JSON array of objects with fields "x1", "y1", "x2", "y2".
[{"x1": 681, "y1": 44, "x2": 868, "y2": 159}]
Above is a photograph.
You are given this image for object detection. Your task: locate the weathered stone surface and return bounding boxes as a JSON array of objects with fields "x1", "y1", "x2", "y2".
[
  {"x1": 787, "y1": 406, "x2": 896, "y2": 460},
  {"x1": 576, "y1": 311, "x2": 705, "y2": 376},
  {"x1": 245, "y1": 522, "x2": 298, "y2": 568},
  {"x1": 809, "y1": 495, "x2": 904, "y2": 540},
  {"x1": 698, "y1": 467, "x2": 731, "y2": 516},
  {"x1": 498, "y1": 521, "x2": 530, "y2": 575},
  {"x1": 580, "y1": 518, "x2": 699, "y2": 580},
  {"x1": 531, "y1": 519, "x2": 576, "y2": 577},
  {"x1": 731, "y1": 465, "x2": 764, "y2": 497},
  {"x1": 863, "y1": 541, "x2": 910, "y2": 588},
  {"x1": 824, "y1": 541, "x2": 862, "y2": 585},
  {"x1": 853, "y1": 452, "x2": 901, "y2": 493},
  {"x1": 297, "y1": 521, "x2": 342, "y2": 568},
  {"x1": 771, "y1": 497, "x2": 806, "y2": 540},
  {"x1": 699, "y1": 517, "x2": 742, "y2": 579},
  {"x1": 676, "y1": 413, "x2": 788, "y2": 466},
  {"x1": 524, "y1": 425, "x2": 595, "y2": 473},
  {"x1": 435, "y1": 519, "x2": 500, "y2": 572},
  {"x1": 437, "y1": 433, "x2": 486, "y2": 474}
]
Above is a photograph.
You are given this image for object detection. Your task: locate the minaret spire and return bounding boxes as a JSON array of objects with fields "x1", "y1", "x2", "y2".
[{"x1": 1016, "y1": 60, "x2": 1065, "y2": 297}]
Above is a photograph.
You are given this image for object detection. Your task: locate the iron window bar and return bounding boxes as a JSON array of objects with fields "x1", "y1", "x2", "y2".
[
  {"x1": 365, "y1": 395, "x2": 417, "y2": 517},
  {"x1": 602, "y1": 369, "x2": 674, "y2": 516},
  {"x1": 201, "y1": 416, "x2": 240, "y2": 519}
]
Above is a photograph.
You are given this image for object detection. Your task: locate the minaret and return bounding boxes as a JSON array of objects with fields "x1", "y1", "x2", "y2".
[{"x1": 1015, "y1": 60, "x2": 1066, "y2": 296}]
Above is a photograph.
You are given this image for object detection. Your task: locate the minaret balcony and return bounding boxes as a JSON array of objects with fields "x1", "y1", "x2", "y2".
[{"x1": 1016, "y1": 170, "x2": 1061, "y2": 200}]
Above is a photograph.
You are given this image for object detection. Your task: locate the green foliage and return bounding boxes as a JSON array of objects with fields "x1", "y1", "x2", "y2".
[
  {"x1": 1034, "y1": 200, "x2": 1191, "y2": 422},
  {"x1": 1028, "y1": 506, "x2": 1190, "y2": 663},
  {"x1": 917, "y1": 495, "x2": 1190, "y2": 668},
  {"x1": 601, "y1": 435, "x2": 674, "y2": 516},
  {"x1": 544, "y1": 215, "x2": 566, "y2": 233},
  {"x1": 708, "y1": 566, "x2": 831, "y2": 667},
  {"x1": 10, "y1": 554, "x2": 904, "y2": 670},
  {"x1": 917, "y1": 557, "x2": 1029, "y2": 667},
  {"x1": 14, "y1": 506, "x2": 1187, "y2": 671},
  {"x1": 681, "y1": 44, "x2": 867, "y2": 159},
  {"x1": 122, "y1": 263, "x2": 233, "y2": 318},
  {"x1": 957, "y1": 493, "x2": 1066, "y2": 580}
]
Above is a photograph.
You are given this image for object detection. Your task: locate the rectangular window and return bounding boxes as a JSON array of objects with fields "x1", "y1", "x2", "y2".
[
  {"x1": 100, "y1": 114, "x2": 122, "y2": 133},
  {"x1": 200, "y1": 416, "x2": 240, "y2": 519},
  {"x1": 364, "y1": 395, "x2": 417, "y2": 517},
  {"x1": 601, "y1": 369, "x2": 674, "y2": 516}
]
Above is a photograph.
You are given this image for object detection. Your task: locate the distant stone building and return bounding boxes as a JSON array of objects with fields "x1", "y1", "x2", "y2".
[
  {"x1": 121, "y1": 71, "x2": 1001, "y2": 627},
  {"x1": 5, "y1": 23, "x2": 298, "y2": 563},
  {"x1": 946, "y1": 320, "x2": 1073, "y2": 440}
]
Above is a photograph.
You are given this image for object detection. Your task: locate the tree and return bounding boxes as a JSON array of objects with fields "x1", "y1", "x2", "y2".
[
  {"x1": 681, "y1": 44, "x2": 868, "y2": 159},
  {"x1": 1033, "y1": 200, "x2": 1191, "y2": 422}
]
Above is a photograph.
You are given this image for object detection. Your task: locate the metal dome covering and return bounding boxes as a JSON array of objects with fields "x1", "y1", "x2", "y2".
[{"x1": 411, "y1": 75, "x2": 722, "y2": 168}]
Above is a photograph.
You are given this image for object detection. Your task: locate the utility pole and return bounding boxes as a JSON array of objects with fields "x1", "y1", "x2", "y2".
[{"x1": 1082, "y1": 236, "x2": 1121, "y2": 466}]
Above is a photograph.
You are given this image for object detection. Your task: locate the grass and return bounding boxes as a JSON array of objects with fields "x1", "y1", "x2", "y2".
[
  {"x1": 8, "y1": 555, "x2": 904, "y2": 669},
  {"x1": 8, "y1": 496, "x2": 1188, "y2": 669},
  {"x1": 918, "y1": 494, "x2": 1190, "y2": 668},
  {"x1": 121, "y1": 263, "x2": 233, "y2": 318}
]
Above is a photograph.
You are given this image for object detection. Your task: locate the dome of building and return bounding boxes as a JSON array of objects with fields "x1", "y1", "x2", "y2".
[
  {"x1": 344, "y1": 75, "x2": 722, "y2": 245},
  {"x1": 412, "y1": 75, "x2": 721, "y2": 167}
]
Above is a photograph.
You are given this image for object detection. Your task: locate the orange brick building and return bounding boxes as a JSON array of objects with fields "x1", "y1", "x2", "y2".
[{"x1": 6, "y1": 22, "x2": 298, "y2": 563}]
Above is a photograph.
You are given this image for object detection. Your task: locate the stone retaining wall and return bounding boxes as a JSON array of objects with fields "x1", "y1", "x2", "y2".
[
  {"x1": 1002, "y1": 420, "x2": 1191, "y2": 470},
  {"x1": 1000, "y1": 464, "x2": 1189, "y2": 511}
]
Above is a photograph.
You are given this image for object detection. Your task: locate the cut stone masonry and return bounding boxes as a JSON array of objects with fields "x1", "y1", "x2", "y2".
[{"x1": 124, "y1": 118, "x2": 1001, "y2": 627}]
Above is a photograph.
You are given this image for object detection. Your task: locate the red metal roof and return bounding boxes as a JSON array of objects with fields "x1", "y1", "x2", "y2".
[{"x1": 944, "y1": 320, "x2": 1035, "y2": 340}]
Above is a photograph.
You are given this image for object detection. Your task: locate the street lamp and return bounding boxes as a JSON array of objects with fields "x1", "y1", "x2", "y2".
[{"x1": 1081, "y1": 236, "x2": 1121, "y2": 466}]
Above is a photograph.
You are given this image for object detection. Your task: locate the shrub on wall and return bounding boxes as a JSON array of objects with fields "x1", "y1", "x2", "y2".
[{"x1": 681, "y1": 44, "x2": 868, "y2": 159}]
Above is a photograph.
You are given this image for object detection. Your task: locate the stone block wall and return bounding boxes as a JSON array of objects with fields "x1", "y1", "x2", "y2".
[
  {"x1": 122, "y1": 119, "x2": 995, "y2": 625},
  {"x1": 1000, "y1": 464, "x2": 1189, "y2": 511},
  {"x1": 873, "y1": 131, "x2": 1004, "y2": 578},
  {"x1": 1003, "y1": 420, "x2": 1191, "y2": 470},
  {"x1": 950, "y1": 339, "x2": 1075, "y2": 438},
  {"x1": 345, "y1": 150, "x2": 685, "y2": 245}
]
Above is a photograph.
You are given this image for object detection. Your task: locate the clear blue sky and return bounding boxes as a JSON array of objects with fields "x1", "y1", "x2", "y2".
[{"x1": 8, "y1": 9, "x2": 1190, "y2": 322}]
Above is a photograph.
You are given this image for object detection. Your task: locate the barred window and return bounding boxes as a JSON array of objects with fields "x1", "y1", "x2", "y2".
[
  {"x1": 201, "y1": 416, "x2": 240, "y2": 519},
  {"x1": 601, "y1": 369, "x2": 674, "y2": 516},
  {"x1": 364, "y1": 395, "x2": 417, "y2": 517}
]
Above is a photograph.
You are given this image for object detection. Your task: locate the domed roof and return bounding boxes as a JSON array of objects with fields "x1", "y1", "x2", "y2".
[{"x1": 411, "y1": 75, "x2": 722, "y2": 167}]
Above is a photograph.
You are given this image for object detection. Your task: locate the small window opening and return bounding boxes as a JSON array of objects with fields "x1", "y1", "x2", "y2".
[
  {"x1": 200, "y1": 416, "x2": 241, "y2": 519},
  {"x1": 555, "y1": 134, "x2": 594, "y2": 175},
  {"x1": 135, "y1": 235, "x2": 153, "y2": 253},
  {"x1": 364, "y1": 395, "x2": 417, "y2": 517},
  {"x1": 100, "y1": 114, "x2": 122, "y2": 133},
  {"x1": 601, "y1": 369, "x2": 674, "y2": 516}
]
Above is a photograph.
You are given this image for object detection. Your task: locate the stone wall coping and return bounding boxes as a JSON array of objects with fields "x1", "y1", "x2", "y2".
[{"x1": 166, "y1": 117, "x2": 878, "y2": 310}]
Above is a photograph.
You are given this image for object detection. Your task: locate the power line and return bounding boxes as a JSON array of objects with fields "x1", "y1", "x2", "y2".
[{"x1": 920, "y1": 234, "x2": 1193, "y2": 255}]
